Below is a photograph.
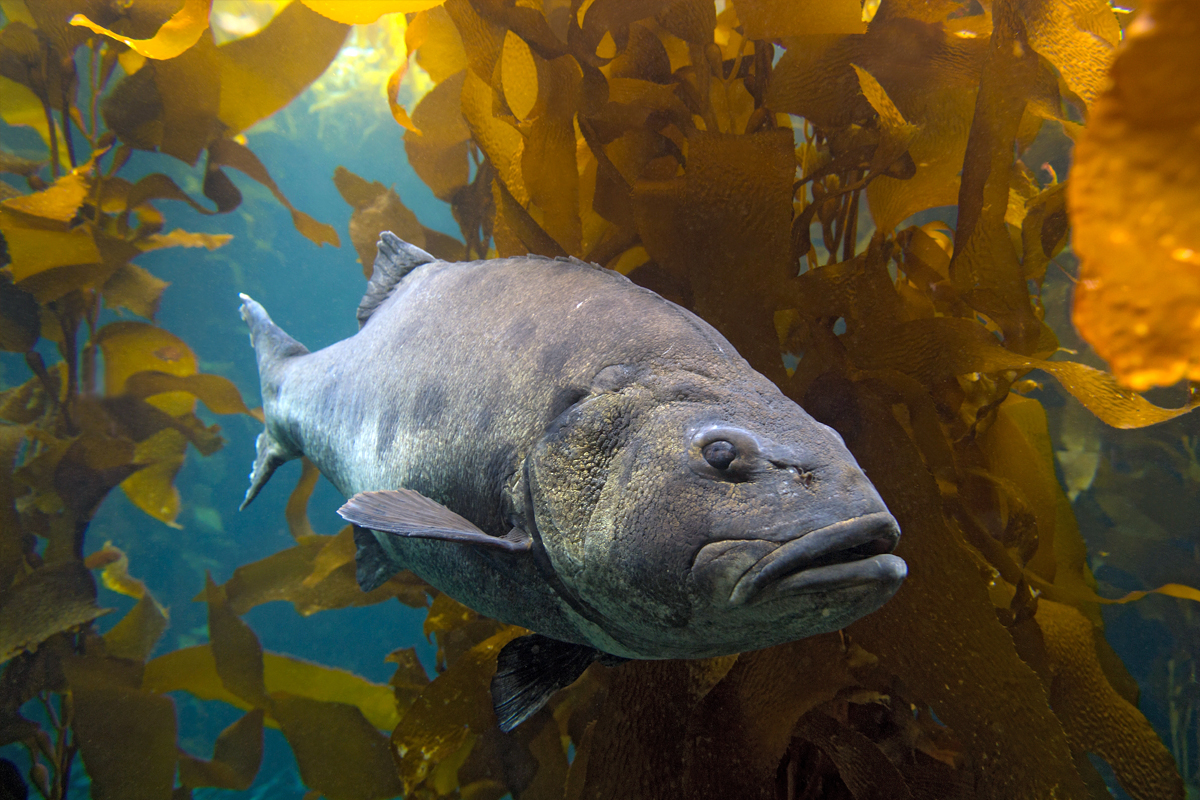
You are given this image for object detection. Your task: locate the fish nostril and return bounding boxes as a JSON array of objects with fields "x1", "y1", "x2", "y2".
[{"x1": 781, "y1": 464, "x2": 815, "y2": 487}]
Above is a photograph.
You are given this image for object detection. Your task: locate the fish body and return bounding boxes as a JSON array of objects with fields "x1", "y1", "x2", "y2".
[{"x1": 240, "y1": 233, "x2": 905, "y2": 727}]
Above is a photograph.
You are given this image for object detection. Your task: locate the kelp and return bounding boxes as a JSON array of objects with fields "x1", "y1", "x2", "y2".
[
  {"x1": 3, "y1": 0, "x2": 1199, "y2": 799},
  {"x1": 0, "y1": 0, "x2": 358, "y2": 797},
  {"x1": 1069, "y1": 0, "x2": 1200, "y2": 391}
]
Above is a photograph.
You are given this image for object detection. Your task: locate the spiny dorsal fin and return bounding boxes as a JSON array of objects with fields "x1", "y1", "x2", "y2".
[{"x1": 357, "y1": 232, "x2": 435, "y2": 327}]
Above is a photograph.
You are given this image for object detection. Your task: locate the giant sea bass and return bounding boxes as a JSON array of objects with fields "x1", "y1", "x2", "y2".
[{"x1": 239, "y1": 232, "x2": 907, "y2": 730}]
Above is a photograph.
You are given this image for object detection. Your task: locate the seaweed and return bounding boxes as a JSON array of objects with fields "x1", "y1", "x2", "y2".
[{"x1": 2, "y1": 1, "x2": 1199, "y2": 799}]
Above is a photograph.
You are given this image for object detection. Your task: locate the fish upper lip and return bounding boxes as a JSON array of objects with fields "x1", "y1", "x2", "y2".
[{"x1": 728, "y1": 512, "x2": 901, "y2": 605}]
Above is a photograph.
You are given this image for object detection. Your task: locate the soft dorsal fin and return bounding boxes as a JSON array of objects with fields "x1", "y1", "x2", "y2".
[{"x1": 357, "y1": 231, "x2": 435, "y2": 327}]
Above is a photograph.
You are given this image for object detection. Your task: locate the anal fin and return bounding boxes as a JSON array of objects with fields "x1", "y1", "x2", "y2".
[{"x1": 490, "y1": 634, "x2": 628, "y2": 732}]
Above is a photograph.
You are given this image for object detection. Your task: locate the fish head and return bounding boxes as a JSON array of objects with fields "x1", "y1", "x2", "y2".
[{"x1": 527, "y1": 371, "x2": 905, "y2": 660}]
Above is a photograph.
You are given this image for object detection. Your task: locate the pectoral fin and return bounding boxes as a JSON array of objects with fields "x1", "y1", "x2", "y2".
[
  {"x1": 337, "y1": 489, "x2": 532, "y2": 552},
  {"x1": 490, "y1": 634, "x2": 628, "y2": 732}
]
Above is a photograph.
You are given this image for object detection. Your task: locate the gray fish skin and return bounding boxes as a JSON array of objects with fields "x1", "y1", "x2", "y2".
[{"x1": 239, "y1": 235, "x2": 906, "y2": 660}]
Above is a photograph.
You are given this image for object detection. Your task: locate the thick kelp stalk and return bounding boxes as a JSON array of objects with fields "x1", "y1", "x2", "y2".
[{"x1": 3, "y1": 1, "x2": 1200, "y2": 799}]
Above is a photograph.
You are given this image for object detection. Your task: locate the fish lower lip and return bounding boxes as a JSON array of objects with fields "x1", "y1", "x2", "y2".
[{"x1": 729, "y1": 512, "x2": 901, "y2": 605}]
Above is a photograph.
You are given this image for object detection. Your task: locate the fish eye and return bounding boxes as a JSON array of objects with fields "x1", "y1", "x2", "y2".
[{"x1": 702, "y1": 440, "x2": 737, "y2": 470}]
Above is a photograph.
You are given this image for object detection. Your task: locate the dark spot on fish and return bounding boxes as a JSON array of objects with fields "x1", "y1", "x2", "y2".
[
  {"x1": 410, "y1": 384, "x2": 448, "y2": 428},
  {"x1": 539, "y1": 339, "x2": 572, "y2": 376},
  {"x1": 376, "y1": 407, "x2": 401, "y2": 459},
  {"x1": 506, "y1": 318, "x2": 538, "y2": 344}
]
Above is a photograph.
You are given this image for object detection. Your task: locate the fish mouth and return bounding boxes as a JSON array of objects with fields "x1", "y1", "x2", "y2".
[{"x1": 728, "y1": 512, "x2": 904, "y2": 605}]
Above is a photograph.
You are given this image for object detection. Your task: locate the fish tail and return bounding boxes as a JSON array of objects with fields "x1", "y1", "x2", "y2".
[{"x1": 238, "y1": 293, "x2": 307, "y2": 509}]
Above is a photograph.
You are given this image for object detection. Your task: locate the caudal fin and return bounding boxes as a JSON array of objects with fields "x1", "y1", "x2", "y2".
[{"x1": 239, "y1": 293, "x2": 307, "y2": 509}]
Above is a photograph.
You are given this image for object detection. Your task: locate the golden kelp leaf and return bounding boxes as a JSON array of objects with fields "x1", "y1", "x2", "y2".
[
  {"x1": 851, "y1": 64, "x2": 917, "y2": 175},
  {"x1": 1036, "y1": 600, "x2": 1184, "y2": 799},
  {"x1": 93, "y1": 542, "x2": 147, "y2": 599},
  {"x1": 521, "y1": 57, "x2": 583, "y2": 253},
  {"x1": 120, "y1": 427, "x2": 188, "y2": 526},
  {"x1": 333, "y1": 166, "x2": 464, "y2": 272},
  {"x1": 13, "y1": 232, "x2": 141, "y2": 305},
  {"x1": 804, "y1": 378, "x2": 1091, "y2": 799},
  {"x1": 301, "y1": 0, "x2": 442, "y2": 24},
  {"x1": 1070, "y1": 0, "x2": 1200, "y2": 390},
  {"x1": 155, "y1": 35, "x2": 222, "y2": 164},
  {"x1": 387, "y1": 60, "x2": 421, "y2": 134},
  {"x1": 407, "y1": 70, "x2": 472, "y2": 202},
  {"x1": 103, "y1": 593, "x2": 170, "y2": 663},
  {"x1": 0, "y1": 223, "x2": 101, "y2": 282},
  {"x1": 0, "y1": 168, "x2": 89, "y2": 222},
  {"x1": 206, "y1": 574, "x2": 271, "y2": 708},
  {"x1": 501, "y1": 30, "x2": 538, "y2": 121},
  {"x1": 96, "y1": 321, "x2": 198, "y2": 416},
  {"x1": 408, "y1": 5, "x2": 468, "y2": 84},
  {"x1": 216, "y1": 536, "x2": 330, "y2": 612},
  {"x1": 124, "y1": 173, "x2": 220, "y2": 221},
  {"x1": 0, "y1": 274, "x2": 38, "y2": 352},
  {"x1": 48, "y1": 432, "x2": 143, "y2": 528},
  {"x1": 208, "y1": 138, "x2": 340, "y2": 247},
  {"x1": 179, "y1": 710, "x2": 264, "y2": 791},
  {"x1": 273, "y1": 694, "x2": 404, "y2": 800},
  {"x1": 286, "y1": 457, "x2": 321, "y2": 540},
  {"x1": 71, "y1": 684, "x2": 178, "y2": 800},
  {"x1": 462, "y1": 68, "x2": 528, "y2": 203},
  {"x1": 392, "y1": 627, "x2": 524, "y2": 792},
  {"x1": 208, "y1": 524, "x2": 427, "y2": 617},
  {"x1": 71, "y1": 0, "x2": 211, "y2": 60},
  {"x1": 0, "y1": 75, "x2": 69, "y2": 162},
  {"x1": 0, "y1": 562, "x2": 108, "y2": 664},
  {"x1": 730, "y1": 0, "x2": 864, "y2": 37},
  {"x1": 1018, "y1": 0, "x2": 1120, "y2": 108},
  {"x1": 979, "y1": 396, "x2": 1086, "y2": 592},
  {"x1": 123, "y1": 371, "x2": 252, "y2": 416},
  {"x1": 139, "y1": 229, "x2": 232, "y2": 250},
  {"x1": 143, "y1": 645, "x2": 402, "y2": 731},
  {"x1": 216, "y1": 2, "x2": 348, "y2": 135},
  {"x1": 101, "y1": 263, "x2": 169, "y2": 320}
]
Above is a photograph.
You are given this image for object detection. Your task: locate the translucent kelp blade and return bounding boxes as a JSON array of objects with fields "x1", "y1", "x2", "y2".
[
  {"x1": 71, "y1": 0, "x2": 211, "y2": 60},
  {"x1": 144, "y1": 645, "x2": 402, "y2": 731},
  {"x1": 1070, "y1": 0, "x2": 1200, "y2": 390},
  {"x1": 301, "y1": 0, "x2": 444, "y2": 25}
]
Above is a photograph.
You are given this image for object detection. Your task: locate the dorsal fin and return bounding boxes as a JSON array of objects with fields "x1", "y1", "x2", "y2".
[{"x1": 357, "y1": 231, "x2": 435, "y2": 327}]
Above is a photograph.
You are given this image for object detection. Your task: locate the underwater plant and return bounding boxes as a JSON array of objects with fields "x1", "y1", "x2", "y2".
[{"x1": 2, "y1": 0, "x2": 1200, "y2": 799}]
